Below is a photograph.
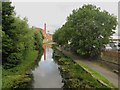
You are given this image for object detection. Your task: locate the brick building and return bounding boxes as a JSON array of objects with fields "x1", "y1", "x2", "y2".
[{"x1": 35, "y1": 23, "x2": 52, "y2": 43}]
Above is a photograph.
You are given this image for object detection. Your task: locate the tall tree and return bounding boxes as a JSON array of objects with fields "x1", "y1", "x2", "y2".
[
  {"x1": 2, "y1": 2, "x2": 15, "y2": 64},
  {"x1": 2, "y1": 2, "x2": 15, "y2": 36},
  {"x1": 53, "y1": 4, "x2": 117, "y2": 58}
]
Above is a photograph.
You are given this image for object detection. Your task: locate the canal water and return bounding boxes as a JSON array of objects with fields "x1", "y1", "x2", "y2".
[{"x1": 32, "y1": 46, "x2": 63, "y2": 88}]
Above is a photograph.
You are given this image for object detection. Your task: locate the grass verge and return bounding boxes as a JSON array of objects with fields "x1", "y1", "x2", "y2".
[{"x1": 75, "y1": 60, "x2": 116, "y2": 88}]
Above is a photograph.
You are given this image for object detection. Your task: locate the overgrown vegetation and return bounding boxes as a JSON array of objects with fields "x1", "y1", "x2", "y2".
[
  {"x1": 2, "y1": 2, "x2": 43, "y2": 88},
  {"x1": 0, "y1": 1, "x2": 2, "y2": 89},
  {"x1": 53, "y1": 4, "x2": 117, "y2": 58},
  {"x1": 53, "y1": 46, "x2": 116, "y2": 89},
  {"x1": 2, "y1": 50, "x2": 37, "y2": 88}
]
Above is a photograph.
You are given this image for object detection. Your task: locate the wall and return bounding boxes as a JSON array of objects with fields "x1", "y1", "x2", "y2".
[
  {"x1": 100, "y1": 50, "x2": 119, "y2": 72},
  {"x1": 101, "y1": 50, "x2": 119, "y2": 64}
]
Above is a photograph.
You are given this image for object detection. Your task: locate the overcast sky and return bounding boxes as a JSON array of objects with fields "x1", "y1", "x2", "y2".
[{"x1": 11, "y1": 0, "x2": 119, "y2": 36}]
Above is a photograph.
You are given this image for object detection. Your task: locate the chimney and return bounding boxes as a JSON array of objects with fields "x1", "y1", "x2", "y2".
[{"x1": 44, "y1": 23, "x2": 46, "y2": 34}]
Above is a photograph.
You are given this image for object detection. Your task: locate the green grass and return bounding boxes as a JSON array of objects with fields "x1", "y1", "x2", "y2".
[
  {"x1": 75, "y1": 60, "x2": 116, "y2": 88},
  {"x1": 2, "y1": 50, "x2": 39, "y2": 88}
]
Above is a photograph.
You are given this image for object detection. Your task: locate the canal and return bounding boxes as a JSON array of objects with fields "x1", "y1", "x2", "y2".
[{"x1": 32, "y1": 45, "x2": 63, "y2": 88}]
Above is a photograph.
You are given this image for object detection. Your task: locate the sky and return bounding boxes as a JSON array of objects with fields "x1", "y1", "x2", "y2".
[{"x1": 11, "y1": 0, "x2": 119, "y2": 37}]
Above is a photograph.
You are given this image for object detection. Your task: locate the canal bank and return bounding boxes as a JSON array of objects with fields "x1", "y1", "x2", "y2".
[
  {"x1": 2, "y1": 50, "x2": 41, "y2": 88},
  {"x1": 2, "y1": 44, "x2": 117, "y2": 89},
  {"x1": 56, "y1": 46, "x2": 118, "y2": 88},
  {"x1": 53, "y1": 46, "x2": 116, "y2": 89}
]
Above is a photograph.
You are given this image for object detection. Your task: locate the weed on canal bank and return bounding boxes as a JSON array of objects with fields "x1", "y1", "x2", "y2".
[
  {"x1": 53, "y1": 46, "x2": 117, "y2": 89},
  {"x1": 2, "y1": 50, "x2": 43, "y2": 89}
]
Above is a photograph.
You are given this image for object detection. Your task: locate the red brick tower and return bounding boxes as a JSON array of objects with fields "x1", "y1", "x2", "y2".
[
  {"x1": 43, "y1": 23, "x2": 46, "y2": 38},
  {"x1": 44, "y1": 23, "x2": 46, "y2": 32},
  {"x1": 43, "y1": 23, "x2": 46, "y2": 60}
]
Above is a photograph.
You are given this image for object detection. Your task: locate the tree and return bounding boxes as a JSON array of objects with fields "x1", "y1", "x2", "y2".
[
  {"x1": 0, "y1": 1, "x2": 2, "y2": 24},
  {"x1": 33, "y1": 28, "x2": 43, "y2": 51},
  {"x1": 2, "y1": 2, "x2": 15, "y2": 35},
  {"x1": 2, "y1": 2, "x2": 43, "y2": 68},
  {"x1": 53, "y1": 4, "x2": 117, "y2": 58},
  {"x1": 0, "y1": 1, "x2": 2, "y2": 55},
  {"x1": 2, "y1": 2, "x2": 15, "y2": 64}
]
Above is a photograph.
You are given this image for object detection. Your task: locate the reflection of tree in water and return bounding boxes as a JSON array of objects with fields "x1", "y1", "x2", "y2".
[
  {"x1": 35, "y1": 54, "x2": 43, "y2": 67},
  {"x1": 33, "y1": 51, "x2": 43, "y2": 68}
]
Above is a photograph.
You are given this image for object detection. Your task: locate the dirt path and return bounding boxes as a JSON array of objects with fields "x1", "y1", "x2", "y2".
[{"x1": 57, "y1": 47, "x2": 118, "y2": 88}]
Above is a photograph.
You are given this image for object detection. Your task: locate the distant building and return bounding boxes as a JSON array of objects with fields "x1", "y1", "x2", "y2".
[
  {"x1": 108, "y1": 36, "x2": 120, "y2": 50},
  {"x1": 111, "y1": 36, "x2": 120, "y2": 42},
  {"x1": 35, "y1": 23, "x2": 52, "y2": 43},
  {"x1": 46, "y1": 33, "x2": 52, "y2": 42}
]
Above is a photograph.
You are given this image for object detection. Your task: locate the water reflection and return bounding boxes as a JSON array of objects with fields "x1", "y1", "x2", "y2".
[
  {"x1": 42, "y1": 44, "x2": 52, "y2": 60},
  {"x1": 32, "y1": 44, "x2": 63, "y2": 88}
]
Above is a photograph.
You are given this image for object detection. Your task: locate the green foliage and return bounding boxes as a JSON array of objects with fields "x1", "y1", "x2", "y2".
[
  {"x1": 2, "y1": 1, "x2": 43, "y2": 88},
  {"x1": 0, "y1": 1, "x2": 1, "y2": 10},
  {"x1": 2, "y1": 33, "x2": 13, "y2": 64},
  {"x1": 2, "y1": 50, "x2": 38, "y2": 88},
  {"x1": 2, "y1": 2, "x2": 15, "y2": 35},
  {"x1": 2, "y1": 16, "x2": 33, "y2": 68},
  {"x1": 34, "y1": 29, "x2": 43, "y2": 51},
  {"x1": 53, "y1": 28, "x2": 66, "y2": 45},
  {"x1": 53, "y1": 4, "x2": 117, "y2": 58},
  {"x1": 53, "y1": 47, "x2": 113, "y2": 89},
  {"x1": 2, "y1": 2, "x2": 15, "y2": 66},
  {"x1": 2, "y1": 2, "x2": 43, "y2": 69},
  {"x1": 0, "y1": 25, "x2": 2, "y2": 53},
  {"x1": 0, "y1": 1, "x2": 1, "y2": 25}
]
